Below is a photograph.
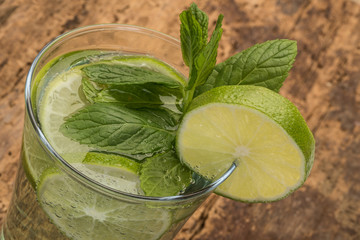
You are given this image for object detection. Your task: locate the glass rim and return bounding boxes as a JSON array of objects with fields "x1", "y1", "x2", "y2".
[{"x1": 24, "y1": 23, "x2": 235, "y2": 202}]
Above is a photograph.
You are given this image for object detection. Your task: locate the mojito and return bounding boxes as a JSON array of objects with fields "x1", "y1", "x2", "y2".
[
  {"x1": 1, "y1": 26, "x2": 231, "y2": 240},
  {"x1": 1, "y1": 3, "x2": 315, "y2": 240}
]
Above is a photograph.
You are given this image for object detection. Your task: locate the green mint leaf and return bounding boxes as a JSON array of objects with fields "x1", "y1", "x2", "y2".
[
  {"x1": 180, "y1": 3, "x2": 208, "y2": 67},
  {"x1": 140, "y1": 150, "x2": 192, "y2": 197},
  {"x1": 98, "y1": 85, "x2": 183, "y2": 110},
  {"x1": 189, "y1": 3, "x2": 208, "y2": 49},
  {"x1": 195, "y1": 39, "x2": 297, "y2": 96},
  {"x1": 189, "y1": 14, "x2": 223, "y2": 89},
  {"x1": 81, "y1": 77, "x2": 184, "y2": 110},
  {"x1": 81, "y1": 63, "x2": 183, "y2": 89},
  {"x1": 81, "y1": 77, "x2": 101, "y2": 104},
  {"x1": 183, "y1": 172, "x2": 212, "y2": 194},
  {"x1": 183, "y1": 14, "x2": 223, "y2": 111},
  {"x1": 60, "y1": 103, "x2": 178, "y2": 160}
]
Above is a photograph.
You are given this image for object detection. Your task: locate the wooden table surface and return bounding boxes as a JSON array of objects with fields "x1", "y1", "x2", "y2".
[{"x1": 1, "y1": 0, "x2": 360, "y2": 239}]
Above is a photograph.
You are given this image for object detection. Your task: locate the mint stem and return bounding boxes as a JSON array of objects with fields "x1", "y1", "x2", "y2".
[{"x1": 183, "y1": 87, "x2": 196, "y2": 112}]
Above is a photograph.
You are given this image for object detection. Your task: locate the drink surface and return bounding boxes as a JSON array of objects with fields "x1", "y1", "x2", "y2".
[
  {"x1": 2, "y1": 50, "x2": 205, "y2": 240},
  {"x1": 36, "y1": 50, "x2": 195, "y2": 196}
]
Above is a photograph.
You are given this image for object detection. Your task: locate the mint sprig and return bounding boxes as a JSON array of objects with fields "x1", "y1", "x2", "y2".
[
  {"x1": 58, "y1": 3, "x2": 298, "y2": 197},
  {"x1": 180, "y1": 3, "x2": 223, "y2": 111}
]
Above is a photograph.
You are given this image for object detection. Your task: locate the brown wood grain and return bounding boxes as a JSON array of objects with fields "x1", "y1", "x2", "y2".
[{"x1": 0, "y1": 0, "x2": 359, "y2": 239}]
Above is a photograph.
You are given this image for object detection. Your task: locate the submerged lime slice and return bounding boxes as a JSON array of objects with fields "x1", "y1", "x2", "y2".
[
  {"x1": 78, "y1": 152, "x2": 142, "y2": 194},
  {"x1": 111, "y1": 55, "x2": 187, "y2": 85},
  {"x1": 177, "y1": 85, "x2": 315, "y2": 202},
  {"x1": 39, "y1": 68, "x2": 90, "y2": 160},
  {"x1": 37, "y1": 169, "x2": 171, "y2": 240},
  {"x1": 83, "y1": 152, "x2": 141, "y2": 174}
]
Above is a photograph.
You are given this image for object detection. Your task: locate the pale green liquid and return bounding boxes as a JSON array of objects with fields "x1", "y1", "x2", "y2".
[
  {"x1": 1, "y1": 51, "x2": 207, "y2": 240},
  {"x1": 2, "y1": 159, "x2": 66, "y2": 240}
]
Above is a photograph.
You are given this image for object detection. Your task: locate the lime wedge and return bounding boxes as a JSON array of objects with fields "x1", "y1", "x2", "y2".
[
  {"x1": 176, "y1": 85, "x2": 315, "y2": 202},
  {"x1": 37, "y1": 169, "x2": 171, "y2": 240}
]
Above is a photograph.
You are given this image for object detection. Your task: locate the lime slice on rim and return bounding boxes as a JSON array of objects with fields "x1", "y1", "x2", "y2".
[
  {"x1": 176, "y1": 85, "x2": 315, "y2": 202},
  {"x1": 37, "y1": 169, "x2": 171, "y2": 240}
]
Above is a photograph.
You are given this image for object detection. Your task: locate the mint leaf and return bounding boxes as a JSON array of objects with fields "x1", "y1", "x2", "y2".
[
  {"x1": 81, "y1": 77, "x2": 101, "y2": 104},
  {"x1": 140, "y1": 150, "x2": 192, "y2": 197},
  {"x1": 81, "y1": 71, "x2": 184, "y2": 110},
  {"x1": 82, "y1": 77, "x2": 184, "y2": 109},
  {"x1": 180, "y1": 6, "x2": 223, "y2": 111},
  {"x1": 180, "y1": 3, "x2": 208, "y2": 67},
  {"x1": 195, "y1": 39, "x2": 297, "y2": 96},
  {"x1": 189, "y1": 14, "x2": 223, "y2": 90},
  {"x1": 183, "y1": 172, "x2": 212, "y2": 194},
  {"x1": 82, "y1": 63, "x2": 183, "y2": 89},
  {"x1": 189, "y1": 3, "x2": 208, "y2": 47},
  {"x1": 60, "y1": 103, "x2": 178, "y2": 160}
]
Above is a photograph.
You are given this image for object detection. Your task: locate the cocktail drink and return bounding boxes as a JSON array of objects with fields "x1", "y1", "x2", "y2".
[
  {"x1": 1, "y1": 24, "x2": 236, "y2": 240},
  {"x1": 1, "y1": 4, "x2": 315, "y2": 240}
]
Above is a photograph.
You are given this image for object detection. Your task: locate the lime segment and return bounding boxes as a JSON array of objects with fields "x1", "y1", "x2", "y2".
[
  {"x1": 37, "y1": 169, "x2": 171, "y2": 240},
  {"x1": 177, "y1": 85, "x2": 315, "y2": 202}
]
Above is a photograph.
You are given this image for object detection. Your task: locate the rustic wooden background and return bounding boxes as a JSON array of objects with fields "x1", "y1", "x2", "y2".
[{"x1": 1, "y1": 0, "x2": 359, "y2": 239}]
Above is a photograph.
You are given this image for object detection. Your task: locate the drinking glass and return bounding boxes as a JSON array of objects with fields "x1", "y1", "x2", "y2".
[{"x1": 1, "y1": 24, "x2": 234, "y2": 240}]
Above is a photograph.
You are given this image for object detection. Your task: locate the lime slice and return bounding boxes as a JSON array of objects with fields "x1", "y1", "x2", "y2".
[
  {"x1": 83, "y1": 152, "x2": 141, "y2": 174},
  {"x1": 25, "y1": 51, "x2": 101, "y2": 184},
  {"x1": 111, "y1": 55, "x2": 187, "y2": 85},
  {"x1": 32, "y1": 50, "x2": 101, "y2": 112},
  {"x1": 79, "y1": 152, "x2": 142, "y2": 194},
  {"x1": 176, "y1": 85, "x2": 315, "y2": 202},
  {"x1": 39, "y1": 68, "x2": 90, "y2": 160},
  {"x1": 37, "y1": 169, "x2": 171, "y2": 240}
]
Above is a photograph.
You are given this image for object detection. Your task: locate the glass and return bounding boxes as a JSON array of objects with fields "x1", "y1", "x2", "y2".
[{"x1": 1, "y1": 24, "x2": 235, "y2": 240}]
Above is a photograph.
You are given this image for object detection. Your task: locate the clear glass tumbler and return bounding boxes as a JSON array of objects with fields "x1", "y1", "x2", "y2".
[{"x1": 1, "y1": 24, "x2": 234, "y2": 240}]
